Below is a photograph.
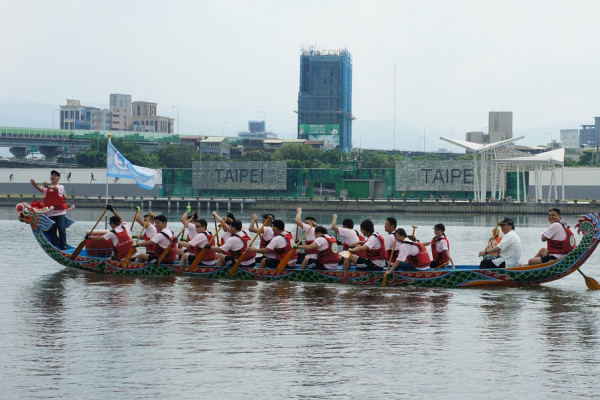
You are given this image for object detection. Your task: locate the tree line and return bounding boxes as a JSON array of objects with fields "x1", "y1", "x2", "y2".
[{"x1": 76, "y1": 139, "x2": 599, "y2": 169}]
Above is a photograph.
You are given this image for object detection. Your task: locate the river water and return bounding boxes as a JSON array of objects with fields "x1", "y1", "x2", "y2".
[{"x1": 2, "y1": 207, "x2": 600, "y2": 399}]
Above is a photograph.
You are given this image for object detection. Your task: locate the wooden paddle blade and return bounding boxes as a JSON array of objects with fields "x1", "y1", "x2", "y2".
[
  {"x1": 578, "y1": 269, "x2": 600, "y2": 290},
  {"x1": 70, "y1": 240, "x2": 87, "y2": 260},
  {"x1": 276, "y1": 251, "x2": 294, "y2": 274},
  {"x1": 229, "y1": 253, "x2": 247, "y2": 276},
  {"x1": 189, "y1": 248, "x2": 207, "y2": 272},
  {"x1": 339, "y1": 250, "x2": 351, "y2": 259}
]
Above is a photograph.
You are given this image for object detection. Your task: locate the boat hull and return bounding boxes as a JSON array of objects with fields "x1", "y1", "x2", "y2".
[{"x1": 21, "y1": 207, "x2": 600, "y2": 288}]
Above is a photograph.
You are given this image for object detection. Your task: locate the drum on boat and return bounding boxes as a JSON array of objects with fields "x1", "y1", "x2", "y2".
[{"x1": 85, "y1": 230, "x2": 113, "y2": 257}]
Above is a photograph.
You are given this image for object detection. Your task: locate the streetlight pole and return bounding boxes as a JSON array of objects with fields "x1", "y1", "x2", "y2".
[
  {"x1": 53, "y1": 109, "x2": 59, "y2": 129},
  {"x1": 221, "y1": 121, "x2": 228, "y2": 136},
  {"x1": 172, "y1": 105, "x2": 179, "y2": 134},
  {"x1": 419, "y1": 122, "x2": 426, "y2": 152},
  {"x1": 260, "y1": 111, "x2": 267, "y2": 135}
]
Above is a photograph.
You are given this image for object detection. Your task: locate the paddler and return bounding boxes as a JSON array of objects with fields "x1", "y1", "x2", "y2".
[
  {"x1": 385, "y1": 228, "x2": 431, "y2": 274},
  {"x1": 250, "y1": 219, "x2": 297, "y2": 269},
  {"x1": 134, "y1": 211, "x2": 156, "y2": 259},
  {"x1": 295, "y1": 208, "x2": 318, "y2": 264},
  {"x1": 249, "y1": 213, "x2": 276, "y2": 263},
  {"x1": 178, "y1": 219, "x2": 217, "y2": 266},
  {"x1": 297, "y1": 226, "x2": 340, "y2": 270},
  {"x1": 133, "y1": 215, "x2": 178, "y2": 264},
  {"x1": 384, "y1": 217, "x2": 401, "y2": 266},
  {"x1": 207, "y1": 219, "x2": 256, "y2": 268},
  {"x1": 342, "y1": 219, "x2": 387, "y2": 271},
  {"x1": 527, "y1": 208, "x2": 576, "y2": 265},
  {"x1": 420, "y1": 223, "x2": 455, "y2": 269},
  {"x1": 86, "y1": 205, "x2": 134, "y2": 261},
  {"x1": 331, "y1": 214, "x2": 366, "y2": 266},
  {"x1": 178, "y1": 206, "x2": 198, "y2": 255}
]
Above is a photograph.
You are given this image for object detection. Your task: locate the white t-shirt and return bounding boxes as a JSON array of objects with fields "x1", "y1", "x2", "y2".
[
  {"x1": 494, "y1": 229, "x2": 522, "y2": 268},
  {"x1": 384, "y1": 234, "x2": 401, "y2": 252},
  {"x1": 187, "y1": 224, "x2": 198, "y2": 240},
  {"x1": 144, "y1": 223, "x2": 157, "y2": 240},
  {"x1": 267, "y1": 233, "x2": 297, "y2": 264},
  {"x1": 150, "y1": 227, "x2": 174, "y2": 250},
  {"x1": 42, "y1": 185, "x2": 66, "y2": 217},
  {"x1": 431, "y1": 236, "x2": 449, "y2": 253},
  {"x1": 398, "y1": 239, "x2": 419, "y2": 262},
  {"x1": 338, "y1": 227, "x2": 360, "y2": 247},
  {"x1": 260, "y1": 226, "x2": 276, "y2": 259},
  {"x1": 220, "y1": 232, "x2": 255, "y2": 266},
  {"x1": 364, "y1": 234, "x2": 387, "y2": 268},
  {"x1": 545, "y1": 222, "x2": 568, "y2": 257},
  {"x1": 301, "y1": 223, "x2": 318, "y2": 259},
  {"x1": 302, "y1": 223, "x2": 316, "y2": 241},
  {"x1": 314, "y1": 236, "x2": 338, "y2": 270},
  {"x1": 188, "y1": 233, "x2": 216, "y2": 265},
  {"x1": 103, "y1": 222, "x2": 132, "y2": 246}
]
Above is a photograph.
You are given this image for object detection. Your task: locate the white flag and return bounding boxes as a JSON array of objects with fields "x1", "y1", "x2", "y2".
[{"x1": 106, "y1": 139, "x2": 157, "y2": 190}]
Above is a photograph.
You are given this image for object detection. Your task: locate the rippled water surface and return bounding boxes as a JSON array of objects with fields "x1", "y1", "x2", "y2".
[{"x1": 2, "y1": 207, "x2": 600, "y2": 399}]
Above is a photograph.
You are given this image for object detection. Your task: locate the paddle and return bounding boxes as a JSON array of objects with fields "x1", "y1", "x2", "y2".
[
  {"x1": 296, "y1": 225, "x2": 299, "y2": 242},
  {"x1": 381, "y1": 238, "x2": 397, "y2": 286},
  {"x1": 156, "y1": 219, "x2": 190, "y2": 266},
  {"x1": 577, "y1": 269, "x2": 600, "y2": 290},
  {"x1": 214, "y1": 215, "x2": 219, "y2": 246},
  {"x1": 70, "y1": 209, "x2": 107, "y2": 260},
  {"x1": 229, "y1": 217, "x2": 270, "y2": 276},
  {"x1": 188, "y1": 217, "x2": 230, "y2": 271},
  {"x1": 122, "y1": 209, "x2": 150, "y2": 269},
  {"x1": 277, "y1": 225, "x2": 312, "y2": 274}
]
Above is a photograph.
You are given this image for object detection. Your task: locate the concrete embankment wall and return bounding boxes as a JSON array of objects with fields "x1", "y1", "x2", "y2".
[{"x1": 2, "y1": 195, "x2": 599, "y2": 216}]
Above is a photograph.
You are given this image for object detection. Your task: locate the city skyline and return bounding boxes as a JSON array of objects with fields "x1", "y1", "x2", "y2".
[{"x1": 1, "y1": 0, "x2": 599, "y2": 153}]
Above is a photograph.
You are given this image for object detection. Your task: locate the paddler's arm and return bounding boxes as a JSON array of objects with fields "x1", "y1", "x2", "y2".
[
  {"x1": 295, "y1": 207, "x2": 304, "y2": 229},
  {"x1": 86, "y1": 234, "x2": 110, "y2": 241},
  {"x1": 133, "y1": 239, "x2": 153, "y2": 248},
  {"x1": 249, "y1": 214, "x2": 259, "y2": 233},
  {"x1": 136, "y1": 211, "x2": 154, "y2": 226},
  {"x1": 297, "y1": 242, "x2": 318, "y2": 251},
  {"x1": 181, "y1": 206, "x2": 192, "y2": 224},
  {"x1": 107, "y1": 206, "x2": 124, "y2": 225},
  {"x1": 250, "y1": 246, "x2": 273, "y2": 254},
  {"x1": 479, "y1": 246, "x2": 500, "y2": 257},
  {"x1": 331, "y1": 214, "x2": 340, "y2": 233},
  {"x1": 349, "y1": 243, "x2": 369, "y2": 254},
  {"x1": 385, "y1": 259, "x2": 402, "y2": 275},
  {"x1": 444, "y1": 250, "x2": 455, "y2": 268},
  {"x1": 30, "y1": 179, "x2": 44, "y2": 193}
]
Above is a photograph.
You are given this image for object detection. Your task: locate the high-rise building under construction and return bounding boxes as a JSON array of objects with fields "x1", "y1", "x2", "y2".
[{"x1": 297, "y1": 47, "x2": 353, "y2": 152}]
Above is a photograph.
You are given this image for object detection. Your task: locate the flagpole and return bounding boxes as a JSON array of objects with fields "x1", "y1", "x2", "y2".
[{"x1": 105, "y1": 133, "x2": 110, "y2": 229}]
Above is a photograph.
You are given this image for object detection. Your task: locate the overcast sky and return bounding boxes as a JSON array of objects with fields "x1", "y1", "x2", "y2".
[{"x1": 2, "y1": 0, "x2": 599, "y2": 151}]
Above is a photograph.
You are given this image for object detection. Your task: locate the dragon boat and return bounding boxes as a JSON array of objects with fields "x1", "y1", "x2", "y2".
[{"x1": 16, "y1": 203, "x2": 600, "y2": 288}]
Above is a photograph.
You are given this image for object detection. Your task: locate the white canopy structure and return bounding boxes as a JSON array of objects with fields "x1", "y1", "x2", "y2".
[
  {"x1": 440, "y1": 136, "x2": 525, "y2": 202},
  {"x1": 441, "y1": 136, "x2": 566, "y2": 202},
  {"x1": 492, "y1": 147, "x2": 565, "y2": 202}
]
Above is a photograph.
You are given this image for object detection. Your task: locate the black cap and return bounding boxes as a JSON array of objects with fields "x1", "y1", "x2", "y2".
[
  {"x1": 50, "y1": 170, "x2": 60, "y2": 177},
  {"x1": 498, "y1": 217, "x2": 514, "y2": 226},
  {"x1": 434, "y1": 223, "x2": 445, "y2": 231}
]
